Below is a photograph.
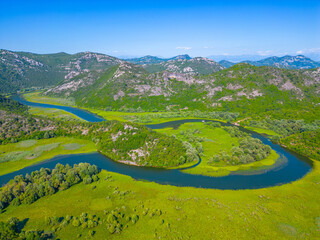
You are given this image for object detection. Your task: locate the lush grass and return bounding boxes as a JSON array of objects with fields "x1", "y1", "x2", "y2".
[
  {"x1": 24, "y1": 92, "x2": 76, "y2": 106},
  {"x1": 0, "y1": 137, "x2": 96, "y2": 176},
  {"x1": 77, "y1": 108, "x2": 227, "y2": 125},
  {"x1": 183, "y1": 150, "x2": 279, "y2": 177},
  {"x1": 29, "y1": 106, "x2": 83, "y2": 121},
  {"x1": 156, "y1": 122, "x2": 279, "y2": 177},
  {"x1": 244, "y1": 126, "x2": 280, "y2": 137},
  {"x1": 0, "y1": 161, "x2": 319, "y2": 239}
]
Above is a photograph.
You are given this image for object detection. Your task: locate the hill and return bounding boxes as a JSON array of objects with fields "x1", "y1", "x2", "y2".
[
  {"x1": 143, "y1": 57, "x2": 224, "y2": 74},
  {"x1": 242, "y1": 55, "x2": 320, "y2": 69},
  {"x1": 45, "y1": 62, "x2": 320, "y2": 117},
  {"x1": 125, "y1": 54, "x2": 192, "y2": 65},
  {"x1": 0, "y1": 96, "x2": 193, "y2": 167},
  {"x1": 0, "y1": 50, "x2": 123, "y2": 94},
  {"x1": 219, "y1": 60, "x2": 236, "y2": 68}
]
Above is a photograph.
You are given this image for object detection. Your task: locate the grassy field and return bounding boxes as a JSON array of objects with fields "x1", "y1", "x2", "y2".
[
  {"x1": 0, "y1": 137, "x2": 96, "y2": 176},
  {"x1": 156, "y1": 122, "x2": 279, "y2": 177},
  {"x1": 23, "y1": 92, "x2": 76, "y2": 106},
  {"x1": 1, "y1": 93, "x2": 318, "y2": 239},
  {"x1": 244, "y1": 126, "x2": 280, "y2": 137},
  {"x1": 0, "y1": 161, "x2": 319, "y2": 239},
  {"x1": 29, "y1": 106, "x2": 84, "y2": 121}
]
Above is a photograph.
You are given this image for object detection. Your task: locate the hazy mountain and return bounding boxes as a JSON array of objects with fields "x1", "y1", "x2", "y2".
[
  {"x1": 218, "y1": 60, "x2": 236, "y2": 68},
  {"x1": 214, "y1": 55, "x2": 320, "y2": 69},
  {"x1": 208, "y1": 55, "x2": 270, "y2": 62},
  {"x1": 125, "y1": 54, "x2": 192, "y2": 65},
  {"x1": 143, "y1": 57, "x2": 224, "y2": 74},
  {"x1": 242, "y1": 55, "x2": 320, "y2": 69}
]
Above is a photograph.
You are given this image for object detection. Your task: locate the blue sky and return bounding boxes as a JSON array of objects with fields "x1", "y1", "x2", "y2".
[{"x1": 0, "y1": 0, "x2": 319, "y2": 59}]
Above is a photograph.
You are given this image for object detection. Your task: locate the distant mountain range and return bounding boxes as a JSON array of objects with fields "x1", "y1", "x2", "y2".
[
  {"x1": 125, "y1": 54, "x2": 191, "y2": 65},
  {"x1": 1, "y1": 49, "x2": 320, "y2": 98},
  {"x1": 127, "y1": 54, "x2": 320, "y2": 70},
  {"x1": 218, "y1": 55, "x2": 320, "y2": 69},
  {"x1": 142, "y1": 57, "x2": 224, "y2": 75},
  {"x1": 126, "y1": 54, "x2": 224, "y2": 74}
]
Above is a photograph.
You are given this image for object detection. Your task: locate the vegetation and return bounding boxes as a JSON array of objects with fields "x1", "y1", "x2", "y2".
[
  {"x1": 156, "y1": 122, "x2": 278, "y2": 176},
  {"x1": 0, "y1": 163, "x2": 99, "y2": 211},
  {"x1": 0, "y1": 96, "x2": 28, "y2": 114},
  {"x1": 0, "y1": 97, "x2": 193, "y2": 168},
  {"x1": 40, "y1": 62, "x2": 320, "y2": 118},
  {"x1": 23, "y1": 92, "x2": 75, "y2": 107},
  {"x1": 0, "y1": 217, "x2": 53, "y2": 239},
  {"x1": 208, "y1": 136, "x2": 272, "y2": 166},
  {"x1": 243, "y1": 118, "x2": 320, "y2": 136},
  {"x1": 0, "y1": 163, "x2": 319, "y2": 239},
  {"x1": 29, "y1": 107, "x2": 83, "y2": 121},
  {"x1": 123, "y1": 111, "x2": 238, "y2": 123},
  {"x1": 0, "y1": 50, "x2": 122, "y2": 94},
  {"x1": 280, "y1": 129, "x2": 320, "y2": 161},
  {"x1": 1, "y1": 49, "x2": 320, "y2": 239},
  {"x1": 0, "y1": 137, "x2": 96, "y2": 176}
]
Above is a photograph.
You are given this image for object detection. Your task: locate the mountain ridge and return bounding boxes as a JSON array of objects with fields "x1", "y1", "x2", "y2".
[{"x1": 219, "y1": 55, "x2": 320, "y2": 69}]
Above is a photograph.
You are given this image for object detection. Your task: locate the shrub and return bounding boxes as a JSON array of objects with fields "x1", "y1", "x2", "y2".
[
  {"x1": 131, "y1": 215, "x2": 139, "y2": 224},
  {"x1": 72, "y1": 219, "x2": 81, "y2": 227},
  {"x1": 83, "y1": 176, "x2": 93, "y2": 184}
]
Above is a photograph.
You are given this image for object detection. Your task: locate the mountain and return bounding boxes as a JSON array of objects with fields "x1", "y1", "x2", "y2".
[
  {"x1": 125, "y1": 54, "x2": 192, "y2": 65},
  {"x1": 45, "y1": 61, "x2": 320, "y2": 115},
  {"x1": 143, "y1": 57, "x2": 225, "y2": 74},
  {"x1": 208, "y1": 55, "x2": 270, "y2": 62},
  {"x1": 219, "y1": 60, "x2": 236, "y2": 68},
  {"x1": 0, "y1": 50, "x2": 123, "y2": 94},
  {"x1": 124, "y1": 55, "x2": 167, "y2": 65},
  {"x1": 242, "y1": 55, "x2": 320, "y2": 69},
  {"x1": 170, "y1": 54, "x2": 192, "y2": 60}
]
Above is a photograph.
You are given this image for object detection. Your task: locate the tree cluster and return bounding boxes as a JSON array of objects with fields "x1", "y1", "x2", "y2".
[
  {"x1": 0, "y1": 217, "x2": 53, "y2": 240},
  {"x1": 208, "y1": 137, "x2": 272, "y2": 166},
  {"x1": 248, "y1": 119, "x2": 320, "y2": 136},
  {"x1": 0, "y1": 163, "x2": 99, "y2": 211}
]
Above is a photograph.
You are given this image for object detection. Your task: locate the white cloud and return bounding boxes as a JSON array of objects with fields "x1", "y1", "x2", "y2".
[
  {"x1": 176, "y1": 46, "x2": 192, "y2": 50},
  {"x1": 257, "y1": 50, "x2": 272, "y2": 56},
  {"x1": 296, "y1": 48, "x2": 320, "y2": 54},
  {"x1": 112, "y1": 50, "x2": 119, "y2": 53}
]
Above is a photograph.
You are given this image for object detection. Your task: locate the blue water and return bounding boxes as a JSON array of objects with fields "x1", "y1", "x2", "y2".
[
  {"x1": 2, "y1": 95, "x2": 312, "y2": 189},
  {"x1": 12, "y1": 95, "x2": 104, "y2": 122}
]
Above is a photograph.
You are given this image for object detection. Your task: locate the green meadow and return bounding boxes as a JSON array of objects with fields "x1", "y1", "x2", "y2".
[
  {"x1": 29, "y1": 106, "x2": 84, "y2": 121},
  {"x1": 0, "y1": 137, "x2": 96, "y2": 176},
  {"x1": 244, "y1": 126, "x2": 280, "y2": 137},
  {"x1": 156, "y1": 122, "x2": 279, "y2": 176},
  {"x1": 0, "y1": 161, "x2": 319, "y2": 239},
  {"x1": 24, "y1": 92, "x2": 76, "y2": 107}
]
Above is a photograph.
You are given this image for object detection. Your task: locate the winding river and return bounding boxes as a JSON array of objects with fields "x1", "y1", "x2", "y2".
[{"x1": 2, "y1": 95, "x2": 312, "y2": 189}]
